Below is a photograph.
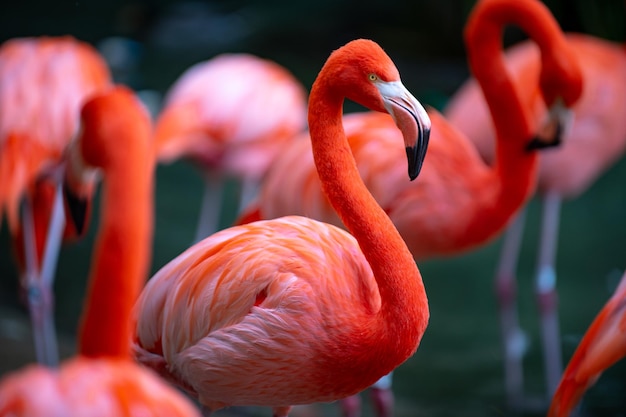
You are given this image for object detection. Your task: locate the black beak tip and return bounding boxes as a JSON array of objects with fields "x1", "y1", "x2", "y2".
[
  {"x1": 525, "y1": 134, "x2": 562, "y2": 152},
  {"x1": 63, "y1": 185, "x2": 89, "y2": 236},
  {"x1": 406, "y1": 127, "x2": 430, "y2": 181},
  {"x1": 406, "y1": 146, "x2": 422, "y2": 181},
  {"x1": 526, "y1": 118, "x2": 564, "y2": 152}
]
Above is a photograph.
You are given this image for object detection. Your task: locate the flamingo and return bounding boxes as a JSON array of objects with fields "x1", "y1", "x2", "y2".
[
  {"x1": 132, "y1": 38, "x2": 431, "y2": 417},
  {"x1": 444, "y1": 8, "x2": 626, "y2": 409},
  {"x1": 0, "y1": 86, "x2": 201, "y2": 417},
  {"x1": 547, "y1": 269, "x2": 626, "y2": 417},
  {"x1": 0, "y1": 36, "x2": 111, "y2": 366},
  {"x1": 235, "y1": 0, "x2": 584, "y2": 414},
  {"x1": 153, "y1": 53, "x2": 307, "y2": 242}
]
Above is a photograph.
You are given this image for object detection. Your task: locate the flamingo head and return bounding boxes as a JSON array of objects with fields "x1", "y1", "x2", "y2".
[
  {"x1": 314, "y1": 39, "x2": 431, "y2": 180},
  {"x1": 527, "y1": 41, "x2": 583, "y2": 151},
  {"x1": 63, "y1": 85, "x2": 152, "y2": 234}
]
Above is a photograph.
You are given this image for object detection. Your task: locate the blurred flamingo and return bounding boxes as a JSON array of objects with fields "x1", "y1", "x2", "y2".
[
  {"x1": 236, "y1": 0, "x2": 583, "y2": 414},
  {"x1": 0, "y1": 86, "x2": 201, "y2": 417},
  {"x1": 153, "y1": 53, "x2": 307, "y2": 242},
  {"x1": 444, "y1": 10, "x2": 626, "y2": 409},
  {"x1": 547, "y1": 270, "x2": 626, "y2": 417},
  {"x1": 0, "y1": 36, "x2": 111, "y2": 366},
  {"x1": 132, "y1": 39, "x2": 431, "y2": 417}
]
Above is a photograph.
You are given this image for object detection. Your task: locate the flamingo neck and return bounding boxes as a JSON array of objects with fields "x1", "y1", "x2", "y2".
[
  {"x1": 462, "y1": 0, "x2": 570, "y2": 239},
  {"x1": 307, "y1": 82, "x2": 429, "y2": 362},
  {"x1": 78, "y1": 143, "x2": 154, "y2": 359}
]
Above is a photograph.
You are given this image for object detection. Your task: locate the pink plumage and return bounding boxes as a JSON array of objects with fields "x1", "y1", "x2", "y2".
[
  {"x1": 445, "y1": 34, "x2": 626, "y2": 198},
  {"x1": 153, "y1": 53, "x2": 308, "y2": 240},
  {"x1": 155, "y1": 53, "x2": 307, "y2": 179},
  {"x1": 133, "y1": 39, "x2": 432, "y2": 417}
]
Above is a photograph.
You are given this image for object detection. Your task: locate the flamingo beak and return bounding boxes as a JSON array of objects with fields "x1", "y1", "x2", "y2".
[
  {"x1": 63, "y1": 185, "x2": 90, "y2": 236},
  {"x1": 526, "y1": 98, "x2": 574, "y2": 151},
  {"x1": 62, "y1": 138, "x2": 99, "y2": 237},
  {"x1": 378, "y1": 81, "x2": 431, "y2": 180}
]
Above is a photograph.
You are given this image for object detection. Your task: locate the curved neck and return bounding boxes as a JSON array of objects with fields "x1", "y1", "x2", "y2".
[
  {"x1": 462, "y1": 0, "x2": 567, "y2": 237},
  {"x1": 308, "y1": 80, "x2": 428, "y2": 361},
  {"x1": 78, "y1": 140, "x2": 154, "y2": 359},
  {"x1": 466, "y1": 0, "x2": 566, "y2": 142}
]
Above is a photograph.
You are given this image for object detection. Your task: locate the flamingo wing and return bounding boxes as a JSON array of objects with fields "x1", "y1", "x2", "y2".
[{"x1": 134, "y1": 216, "x2": 381, "y2": 410}]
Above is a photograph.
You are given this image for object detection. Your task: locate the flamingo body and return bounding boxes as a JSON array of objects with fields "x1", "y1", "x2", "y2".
[
  {"x1": 135, "y1": 216, "x2": 392, "y2": 408},
  {"x1": 237, "y1": 1, "x2": 584, "y2": 414},
  {"x1": 154, "y1": 53, "x2": 308, "y2": 240},
  {"x1": 444, "y1": 21, "x2": 626, "y2": 408},
  {"x1": 155, "y1": 53, "x2": 307, "y2": 178},
  {"x1": 134, "y1": 39, "x2": 431, "y2": 417}
]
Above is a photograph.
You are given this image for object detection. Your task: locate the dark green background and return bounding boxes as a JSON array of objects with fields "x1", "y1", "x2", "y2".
[{"x1": 0, "y1": 1, "x2": 625, "y2": 416}]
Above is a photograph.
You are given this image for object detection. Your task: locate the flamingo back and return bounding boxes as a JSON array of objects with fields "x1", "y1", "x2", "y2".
[
  {"x1": 244, "y1": 110, "x2": 495, "y2": 259},
  {"x1": 153, "y1": 54, "x2": 307, "y2": 180},
  {"x1": 250, "y1": 112, "x2": 412, "y2": 228},
  {"x1": 133, "y1": 216, "x2": 390, "y2": 410}
]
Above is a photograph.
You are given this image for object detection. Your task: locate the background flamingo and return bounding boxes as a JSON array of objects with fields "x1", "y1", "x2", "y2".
[
  {"x1": 0, "y1": 36, "x2": 111, "y2": 366},
  {"x1": 132, "y1": 39, "x2": 431, "y2": 417},
  {"x1": 153, "y1": 53, "x2": 307, "y2": 242},
  {"x1": 548, "y1": 269, "x2": 626, "y2": 417},
  {"x1": 236, "y1": 0, "x2": 583, "y2": 414},
  {"x1": 0, "y1": 86, "x2": 201, "y2": 417},
  {"x1": 444, "y1": 14, "x2": 626, "y2": 410}
]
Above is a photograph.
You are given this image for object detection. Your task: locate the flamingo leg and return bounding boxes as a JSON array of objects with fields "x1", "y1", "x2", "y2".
[
  {"x1": 369, "y1": 372, "x2": 394, "y2": 417},
  {"x1": 193, "y1": 174, "x2": 224, "y2": 243},
  {"x1": 272, "y1": 406, "x2": 292, "y2": 417},
  {"x1": 37, "y1": 172, "x2": 66, "y2": 367},
  {"x1": 21, "y1": 173, "x2": 65, "y2": 367},
  {"x1": 494, "y1": 209, "x2": 529, "y2": 411},
  {"x1": 339, "y1": 372, "x2": 393, "y2": 417},
  {"x1": 21, "y1": 195, "x2": 47, "y2": 365},
  {"x1": 238, "y1": 178, "x2": 260, "y2": 213},
  {"x1": 534, "y1": 191, "x2": 562, "y2": 401},
  {"x1": 340, "y1": 394, "x2": 362, "y2": 417}
]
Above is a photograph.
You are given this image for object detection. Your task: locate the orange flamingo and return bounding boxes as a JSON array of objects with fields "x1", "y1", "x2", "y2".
[
  {"x1": 547, "y1": 269, "x2": 626, "y2": 417},
  {"x1": 0, "y1": 36, "x2": 111, "y2": 366},
  {"x1": 0, "y1": 86, "x2": 201, "y2": 417},
  {"x1": 132, "y1": 38, "x2": 431, "y2": 417},
  {"x1": 154, "y1": 53, "x2": 307, "y2": 242},
  {"x1": 236, "y1": 0, "x2": 583, "y2": 413},
  {"x1": 444, "y1": 12, "x2": 626, "y2": 409}
]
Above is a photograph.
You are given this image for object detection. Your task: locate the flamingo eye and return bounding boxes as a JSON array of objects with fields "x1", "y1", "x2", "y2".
[{"x1": 368, "y1": 74, "x2": 378, "y2": 82}]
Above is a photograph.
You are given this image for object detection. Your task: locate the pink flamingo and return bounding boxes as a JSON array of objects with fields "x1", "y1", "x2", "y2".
[
  {"x1": 153, "y1": 53, "x2": 307, "y2": 242},
  {"x1": 236, "y1": 0, "x2": 584, "y2": 413},
  {"x1": 548, "y1": 269, "x2": 626, "y2": 417},
  {"x1": 0, "y1": 86, "x2": 200, "y2": 417},
  {"x1": 444, "y1": 11, "x2": 626, "y2": 409},
  {"x1": 132, "y1": 38, "x2": 431, "y2": 417},
  {"x1": 0, "y1": 36, "x2": 111, "y2": 366}
]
